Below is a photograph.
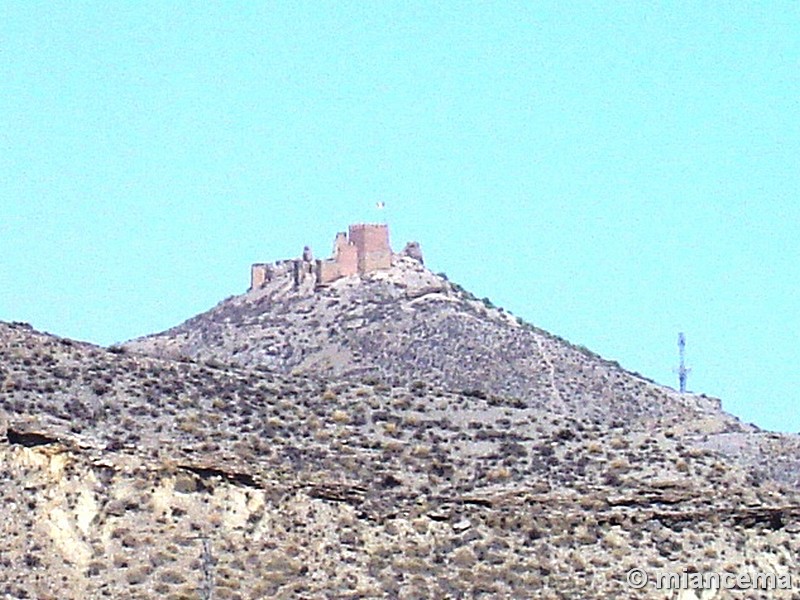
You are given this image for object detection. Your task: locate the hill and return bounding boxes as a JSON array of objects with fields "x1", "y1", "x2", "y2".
[
  {"x1": 127, "y1": 256, "x2": 733, "y2": 431},
  {"x1": 2, "y1": 320, "x2": 800, "y2": 598},
  {"x1": 126, "y1": 248, "x2": 800, "y2": 487},
  {"x1": 4, "y1": 227, "x2": 800, "y2": 597}
]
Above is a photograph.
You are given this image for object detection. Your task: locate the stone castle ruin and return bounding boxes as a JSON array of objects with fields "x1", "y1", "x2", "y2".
[{"x1": 250, "y1": 223, "x2": 422, "y2": 290}]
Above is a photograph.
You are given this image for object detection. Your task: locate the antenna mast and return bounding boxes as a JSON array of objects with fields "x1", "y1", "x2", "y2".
[{"x1": 676, "y1": 332, "x2": 690, "y2": 393}]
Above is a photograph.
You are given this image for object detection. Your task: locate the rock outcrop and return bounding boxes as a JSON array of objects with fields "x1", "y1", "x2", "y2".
[{"x1": 401, "y1": 240, "x2": 424, "y2": 263}]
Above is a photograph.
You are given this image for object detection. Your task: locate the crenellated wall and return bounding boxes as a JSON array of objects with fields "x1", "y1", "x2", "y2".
[{"x1": 250, "y1": 224, "x2": 400, "y2": 290}]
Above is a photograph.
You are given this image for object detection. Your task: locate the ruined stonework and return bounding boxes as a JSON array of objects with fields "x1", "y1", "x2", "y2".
[
  {"x1": 316, "y1": 232, "x2": 358, "y2": 284},
  {"x1": 402, "y1": 241, "x2": 424, "y2": 264},
  {"x1": 250, "y1": 223, "x2": 403, "y2": 290},
  {"x1": 250, "y1": 263, "x2": 269, "y2": 290},
  {"x1": 250, "y1": 260, "x2": 296, "y2": 290}
]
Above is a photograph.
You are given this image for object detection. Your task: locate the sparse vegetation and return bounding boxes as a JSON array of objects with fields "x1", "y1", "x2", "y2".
[{"x1": 1, "y1": 262, "x2": 798, "y2": 598}]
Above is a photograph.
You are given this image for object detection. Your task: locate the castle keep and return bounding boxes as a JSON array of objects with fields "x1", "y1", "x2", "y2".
[{"x1": 251, "y1": 223, "x2": 418, "y2": 290}]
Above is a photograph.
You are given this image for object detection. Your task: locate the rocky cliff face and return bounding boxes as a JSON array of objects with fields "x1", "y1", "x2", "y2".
[{"x1": 4, "y1": 259, "x2": 800, "y2": 598}]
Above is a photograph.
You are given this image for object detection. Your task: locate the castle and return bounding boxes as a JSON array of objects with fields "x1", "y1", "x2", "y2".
[{"x1": 250, "y1": 224, "x2": 421, "y2": 290}]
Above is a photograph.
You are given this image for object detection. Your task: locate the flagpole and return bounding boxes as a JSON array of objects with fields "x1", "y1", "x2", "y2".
[{"x1": 375, "y1": 201, "x2": 386, "y2": 225}]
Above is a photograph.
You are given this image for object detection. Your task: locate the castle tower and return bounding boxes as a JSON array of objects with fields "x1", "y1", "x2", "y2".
[
  {"x1": 251, "y1": 264, "x2": 269, "y2": 290},
  {"x1": 333, "y1": 232, "x2": 358, "y2": 277},
  {"x1": 348, "y1": 223, "x2": 391, "y2": 273}
]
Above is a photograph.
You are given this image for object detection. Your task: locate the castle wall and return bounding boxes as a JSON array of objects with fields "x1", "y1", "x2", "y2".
[
  {"x1": 250, "y1": 261, "x2": 295, "y2": 290},
  {"x1": 251, "y1": 224, "x2": 395, "y2": 290},
  {"x1": 337, "y1": 243, "x2": 358, "y2": 277},
  {"x1": 293, "y1": 259, "x2": 314, "y2": 287},
  {"x1": 329, "y1": 232, "x2": 358, "y2": 277},
  {"x1": 348, "y1": 224, "x2": 391, "y2": 273},
  {"x1": 315, "y1": 259, "x2": 341, "y2": 285},
  {"x1": 250, "y1": 264, "x2": 269, "y2": 290},
  {"x1": 333, "y1": 232, "x2": 348, "y2": 254}
]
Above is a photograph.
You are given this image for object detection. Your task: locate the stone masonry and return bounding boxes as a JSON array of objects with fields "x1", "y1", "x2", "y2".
[
  {"x1": 348, "y1": 223, "x2": 392, "y2": 274},
  {"x1": 250, "y1": 223, "x2": 416, "y2": 290}
]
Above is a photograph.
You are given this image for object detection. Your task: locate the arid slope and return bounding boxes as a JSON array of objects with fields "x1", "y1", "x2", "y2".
[
  {"x1": 2, "y1": 318, "x2": 800, "y2": 598},
  {"x1": 126, "y1": 258, "x2": 736, "y2": 432}
]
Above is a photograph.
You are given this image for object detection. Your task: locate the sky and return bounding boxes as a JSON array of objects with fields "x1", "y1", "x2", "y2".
[{"x1": 1, "y1": 1, "x2": 798, "y2": 432}]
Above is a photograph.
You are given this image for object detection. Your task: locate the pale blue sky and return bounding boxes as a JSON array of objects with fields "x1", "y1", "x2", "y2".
[{"x1": 1, "y1": 2, "x2": 798, "y2": 431}]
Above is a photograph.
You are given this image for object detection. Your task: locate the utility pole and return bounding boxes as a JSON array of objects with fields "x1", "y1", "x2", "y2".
[
  {"x1": 676, "y1": 332, "x2": 690, "y2": 393},
  {"x1": 191, "y1": 536, "x2": 214, "y2": 600}
]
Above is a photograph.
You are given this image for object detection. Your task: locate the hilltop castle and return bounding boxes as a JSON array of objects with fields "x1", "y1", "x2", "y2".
[{"x1": 250, "y1": 223, "x2": 422, "y2": 290}]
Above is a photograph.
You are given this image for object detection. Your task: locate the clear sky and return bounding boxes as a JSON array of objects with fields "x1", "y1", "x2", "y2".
[{"x1": 2, "y1": 2, "x2": 798, "y2": 432}]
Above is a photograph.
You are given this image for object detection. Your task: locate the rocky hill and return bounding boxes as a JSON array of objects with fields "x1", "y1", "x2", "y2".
[
  {"x1": 126, "y1": 254, "x2": 800, "y2": 488},
  {"x1": 2, "y1": 320, "x2": 800, "y2": 598},
  {"x1": 127, "y1": 257, "x2": 735, "y2": 431}
]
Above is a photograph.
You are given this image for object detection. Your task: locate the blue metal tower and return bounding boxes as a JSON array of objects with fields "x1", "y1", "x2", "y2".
[{"x1": 676, "y1": 332, "x2": 690, "y2": 393}]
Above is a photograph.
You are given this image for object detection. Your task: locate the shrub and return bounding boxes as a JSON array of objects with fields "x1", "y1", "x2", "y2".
[{"x1": 331, "y1": 410, "x2": 350, "y2": 424}]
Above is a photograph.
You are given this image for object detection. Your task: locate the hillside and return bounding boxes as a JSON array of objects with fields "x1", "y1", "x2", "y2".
[
  {"x1": 4, "y1": 237, "x2": 800, "y2": 597},
  {"x1": 2, "y1": 320, "x2": 800, "y2": 598},
  {"x1": 126, "y1": 253, "x2": 800, "y2": 488},
  {"x1": 127, "y1": 256, "x2": 736, "y2": 432}
]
